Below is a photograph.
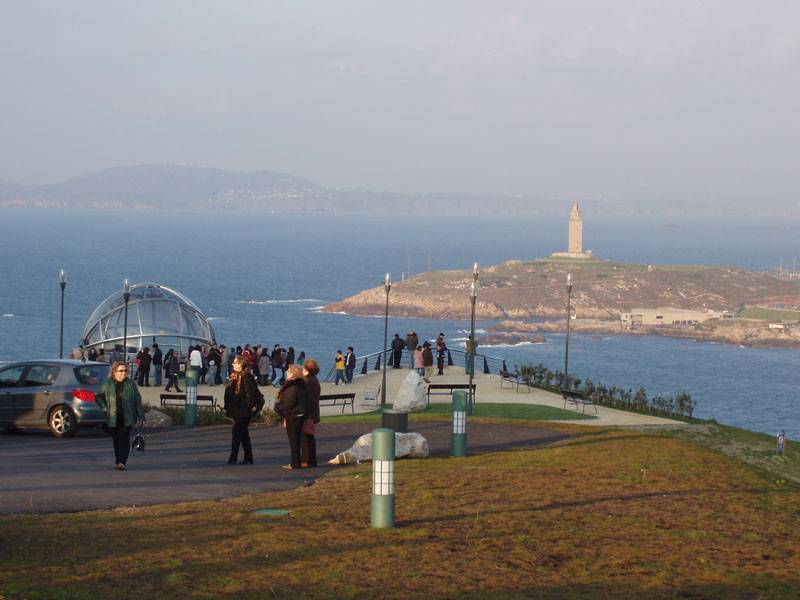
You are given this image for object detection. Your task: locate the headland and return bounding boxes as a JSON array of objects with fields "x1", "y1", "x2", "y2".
[{"x1": 322, "y1": 258, "x2": 800, "y2": 349}]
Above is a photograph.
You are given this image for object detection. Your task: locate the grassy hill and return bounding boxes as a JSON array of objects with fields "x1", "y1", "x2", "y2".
[{"x1": 325, "y1": 258, "x2": 800, "y2": 320}]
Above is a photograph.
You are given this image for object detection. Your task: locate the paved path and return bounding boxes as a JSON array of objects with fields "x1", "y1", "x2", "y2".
[
  {"x1": 139, "y1": 365, "x2": 686, "y2": 427},
  {"x1": 0, "y1": 420, "x2": 565, "y2": 515},
  {"x1": 0, "y1": 367, "x2": 683, "y2": 515}
]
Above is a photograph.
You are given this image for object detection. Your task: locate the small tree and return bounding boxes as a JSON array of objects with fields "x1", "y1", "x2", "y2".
[{"x1": 633, "y1": 387, "x2": 648, "y2": 411}]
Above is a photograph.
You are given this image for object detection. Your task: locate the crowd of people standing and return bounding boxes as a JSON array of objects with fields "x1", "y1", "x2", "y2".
[{"x1": 90, "y1": 330, "x2": 459, "y2": 471}]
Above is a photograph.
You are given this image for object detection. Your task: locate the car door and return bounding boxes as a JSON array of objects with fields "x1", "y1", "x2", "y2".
[
  {"x1": 0, "y1": 365, "x2": 27, "y2": 423},
  {"x1": 15, "y1": 364, "x2": 61, "y2": 422}
]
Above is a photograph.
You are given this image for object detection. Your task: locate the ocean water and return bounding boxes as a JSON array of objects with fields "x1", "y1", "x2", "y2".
[{"x1": 0, "y1": 208, "x2": 798, "y2": 439}]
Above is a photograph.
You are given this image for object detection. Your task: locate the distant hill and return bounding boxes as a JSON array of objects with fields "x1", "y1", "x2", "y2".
[{"x1": 0, "y1": 164, "x2": 560, "y2": 213}]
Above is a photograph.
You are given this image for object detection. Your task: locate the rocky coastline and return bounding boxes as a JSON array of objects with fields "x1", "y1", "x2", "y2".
[
  {"x1": 485, "y1": 319, "x2": 800, "y2": 350},
  {"x1": 322, "y1": 258, "x2": 800, "y2": 350}
]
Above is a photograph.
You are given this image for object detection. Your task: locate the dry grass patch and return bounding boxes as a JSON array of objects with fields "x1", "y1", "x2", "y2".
[{"x1": 1, "y1": 427, "x2": 798, "y2": 599}]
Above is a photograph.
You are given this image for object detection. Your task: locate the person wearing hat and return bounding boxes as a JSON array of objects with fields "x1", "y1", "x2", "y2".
[{"x1": 405, "y1": 332, "x2": 418, "y2": 368}]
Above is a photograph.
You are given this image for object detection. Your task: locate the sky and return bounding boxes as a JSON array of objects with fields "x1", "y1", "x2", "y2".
[{"x1": 1, "y1": 1, "x2": 798, "y2": 211}]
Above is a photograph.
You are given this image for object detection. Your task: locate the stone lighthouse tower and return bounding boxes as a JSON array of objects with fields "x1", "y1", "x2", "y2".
[{"x1": 568, "y1": 202, "x2": 583, "y2": 254}]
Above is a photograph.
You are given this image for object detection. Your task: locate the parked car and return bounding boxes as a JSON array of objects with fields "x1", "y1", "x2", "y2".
[{"x1": 0, "y1": 360, "x2": 111, "y2": 437}]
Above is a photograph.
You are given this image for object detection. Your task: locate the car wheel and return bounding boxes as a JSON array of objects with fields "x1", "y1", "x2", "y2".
[{"x1": 49, "y1": 406, "x2": 78, "y2": 437}]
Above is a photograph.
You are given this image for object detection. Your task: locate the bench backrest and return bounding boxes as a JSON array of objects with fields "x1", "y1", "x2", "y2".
[{"x1": 320, "y1": 393, "x2": 356, "y2": 400}]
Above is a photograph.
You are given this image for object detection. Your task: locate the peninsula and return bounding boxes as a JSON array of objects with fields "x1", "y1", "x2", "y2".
[{"x1": 322, "y1": 258, "x2": 800, "y2": 349}]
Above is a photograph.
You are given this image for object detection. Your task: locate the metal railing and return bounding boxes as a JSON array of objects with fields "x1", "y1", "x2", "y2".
[{"x1": 322, "y1": 347, "x2": 509, "y2": 382}]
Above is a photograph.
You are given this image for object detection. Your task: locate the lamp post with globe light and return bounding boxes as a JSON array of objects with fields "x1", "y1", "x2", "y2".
[
  {"x1": 468, "y1": 262, "x2": 478, "y2": 415},
  {"x1": 564, "y1": 272, "x2": 572, "y2": 392},
  {"x1": 122, "y1": 279, "x2": 131, "y2": 375},
  {"x1": 381, "y1": 273, "x2": 391, "y2": 406},
  {"x1": 59, "y1": 270, "x2": 67, "y2": 359}
]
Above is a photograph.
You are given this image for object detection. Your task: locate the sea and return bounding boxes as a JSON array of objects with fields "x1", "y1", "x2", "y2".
[{"x1": 1, "y1": 208, "x2": 798, "y2": 440}]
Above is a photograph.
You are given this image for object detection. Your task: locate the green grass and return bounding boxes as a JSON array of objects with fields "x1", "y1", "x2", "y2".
[
  {"x1": 322, "y1": 402, "x2": 596, "y2": 423},
  {"x1": 738, "y1": 306, "x2": 800, "y2": 321},
  {"x1": 2, "y1": 426, "x2": 799, "y2": 599}
]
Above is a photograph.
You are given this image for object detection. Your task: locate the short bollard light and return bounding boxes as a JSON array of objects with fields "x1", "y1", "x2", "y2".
[
  {"x1": 451, "y1": 390, "x2": 467, "y2": 457},
  {"x1": 371, "y1": 428, "x2": 395, "y2": 528},
  {"x1": 184, "y1": 368, "x2": 199, "y2": 425}
]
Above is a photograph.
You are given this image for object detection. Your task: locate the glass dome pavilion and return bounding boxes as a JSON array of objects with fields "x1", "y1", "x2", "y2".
[{"x1": 82, "y1": 283, "x2": 216, "y2": 356}]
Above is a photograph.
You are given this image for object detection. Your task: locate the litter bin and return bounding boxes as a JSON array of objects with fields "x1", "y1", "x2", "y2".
[{"x1": 381, "y1": 409, "x2": 408, "y2": 433}]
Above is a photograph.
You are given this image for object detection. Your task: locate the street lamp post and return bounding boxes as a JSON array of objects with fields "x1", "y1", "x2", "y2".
[
  {"x1": 564, "y1": 272, "x2": 573, "y2": 392},
  {"x1": 122, "y1": 279, "x2": 131, "y2": 375},
  {"x1": 468, "y1": 262, "x2": 478, "y2": 415},
  {"x1": 381, "y1": 273, "x2": 391, "y2": 406},
  {"x1": 59, "y1": 270, "x2": 67, "y2": 359}
]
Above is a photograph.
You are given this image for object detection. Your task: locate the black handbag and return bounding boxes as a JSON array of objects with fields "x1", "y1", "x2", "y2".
[{"x1": 131, "y1": 424, "x2": 145, "y2": 455}]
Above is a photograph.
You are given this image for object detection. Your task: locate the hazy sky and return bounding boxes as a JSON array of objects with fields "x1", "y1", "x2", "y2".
[{"x1": 1, "y1": 1, "x2": 798, "y2": 210}]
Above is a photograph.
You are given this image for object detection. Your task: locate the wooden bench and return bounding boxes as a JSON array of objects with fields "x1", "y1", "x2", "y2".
[
  {"x1": 499, "y1": 370, "x2": 530, "y2": 393},
  {"x1": 562, "y1": 389, "x2": 597, "y2": 414},
  {"x1": 160, "y1": 393, "x2": 218, "y2": 413},
  {"x1": 426, "y1": 383, "x2": 476, "y2": 401},
  {"x1": 320, "y1": 392, "x2": 355, "y2": 414}
]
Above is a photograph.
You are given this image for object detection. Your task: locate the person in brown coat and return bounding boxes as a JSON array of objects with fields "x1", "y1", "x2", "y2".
[{"x1": 301, "y1": 358, "x2": 321, "y2": 467}]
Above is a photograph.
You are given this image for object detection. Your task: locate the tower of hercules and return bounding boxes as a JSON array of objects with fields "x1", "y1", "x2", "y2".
[
  {"x1": 551, "y1": 202, "x2": 593, "y2": 259},
  {"x1": 569, "y1": 202, "x2": 583, "y2": 254}
]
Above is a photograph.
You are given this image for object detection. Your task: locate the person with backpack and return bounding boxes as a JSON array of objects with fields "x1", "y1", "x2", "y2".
[{"x1": 206, "y1": 345, "x2": 222, "y2": 388}]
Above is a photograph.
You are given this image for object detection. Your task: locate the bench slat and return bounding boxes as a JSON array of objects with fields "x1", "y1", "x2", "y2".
[
  {"x1": 562, "y1": 389, "x2": 597, "y2": 414},
  {"x1": 499, "y1": 370, "x2": 530, "y2": 394},
  {"x1": 319, "y1": 393, "x2": 355, "y2": 414}
]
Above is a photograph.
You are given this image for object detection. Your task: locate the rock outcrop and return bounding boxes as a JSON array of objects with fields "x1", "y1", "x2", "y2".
[
  {"x1": 144, "y1": 409, "x2": 173, "y2": 427},
  {"x1": 393, "y1": 372, "x2": 428, "y2": 411},
  {"x1": 328, "y1": 432, "x2": 430, "y2": 464},
  {"x1": 488, "y1": 319, "x2": 800, "y2": 349}
]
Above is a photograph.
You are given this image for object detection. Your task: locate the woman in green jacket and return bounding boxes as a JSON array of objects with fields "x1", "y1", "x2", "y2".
[{"x1": 95, "y1": 362, "x2": 146, "y2": 470}]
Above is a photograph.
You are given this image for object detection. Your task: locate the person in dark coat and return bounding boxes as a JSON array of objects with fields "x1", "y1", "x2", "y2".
[
  {"x1": 137, "y1": 347, "x2": 152, "y2": 386},
  {"x1": 224, "y1": 355, "x2": 261, "y2": 465},
  {"x1": 436, "y1": 332, "x2": 447, "y2": 375},
  {"x1": 301, "y1": 358, "x2": 321, "y2": 467},
  {"x1": 391, "y1": 333, "x2": 405, "y2": 368},
  {"x1": 206, "y1": 345, "x2": 222, "y2": 388},
  {"x1": 422, "y1": 341, "x2": 434, "y2": 382},
  {"x1": 274, "y1": 364, "x2": 306, "y2": 470},
  {"x1": 95, "y1": 362, "x2": 146, "y2": 470},
  {"x1": 344, "y1": 347, "x2": 356, "y2": 383},
  {"x1": 164, "y1": 349, "x2": 182, "y2": 392},
  {"x1": 271, "y1": 344, "x2": 283, "y2": 386},
  {"x1": 152, "y1": 343, "x2": 163, "y2": 386}
]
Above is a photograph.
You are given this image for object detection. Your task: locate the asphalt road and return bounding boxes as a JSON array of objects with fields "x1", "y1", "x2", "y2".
[{"x1": 0, "y1": 421, "x2": 567, "y2": 514}]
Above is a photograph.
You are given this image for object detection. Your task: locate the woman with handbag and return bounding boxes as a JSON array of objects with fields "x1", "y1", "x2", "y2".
[
  {"x1": 274, "y1": 364, "x2": 306, "y2": 470},
  {"x1": 301, "y1": 358, "x2": 321, "y2": 468},
  {"x1": 95, "y1": 362, "x2": 146, "y2": 470},
  {"x1": 224, "y1": 355, "x2": 260, "y2": 465}
]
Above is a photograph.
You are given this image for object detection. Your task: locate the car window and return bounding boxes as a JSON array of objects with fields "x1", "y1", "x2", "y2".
[
  {"x1": 24, "y1": 365, "x2": 61, "y2": 387},
  {"x1": 74, "y1": 364, "x2": 110, "y2": 385},
  {"x1": 0, "y1": 366, "x2": 26, "y2": 388}
]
